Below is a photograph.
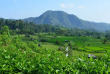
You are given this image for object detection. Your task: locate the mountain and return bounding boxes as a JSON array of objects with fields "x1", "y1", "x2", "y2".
[{"x1": 24, "y1": 10, "x2": 110, "y2": 31}]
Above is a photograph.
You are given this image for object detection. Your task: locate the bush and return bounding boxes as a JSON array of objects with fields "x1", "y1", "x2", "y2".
[
  {"x1": 103, "y1": 38, "x2": 108, "y2": 44},
  {"x1": 58, "y1": 46, "x2": 65, "y2": 51},
  {"x1": 25, "y1": 34, "x2": 30, "y2": 37},
  {"x1": 55, "y1": 40, "x2": 61, "y2": 45},
  {"x1": 68, "y1": 42, "x2": 72, "y2": 46},
  {"x1": 39, "y1": 38, "x2": 47, "y2": 42},
  {"x1": 72, "y1": 45, "x2": 79, "y2": 50},
  {"x1": 38, "y1": 43, "x2": 42, "y2": 47}
]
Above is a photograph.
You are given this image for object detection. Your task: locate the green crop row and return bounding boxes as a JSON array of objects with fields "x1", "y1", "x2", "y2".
[{"x1": 0, "y1": 35, "x2": 110, "y2": 73}]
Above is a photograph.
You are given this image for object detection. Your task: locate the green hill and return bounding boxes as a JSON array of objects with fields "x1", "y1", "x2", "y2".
[{"x1": 24, "y1": 10, "x2": 110, "y2": 31}]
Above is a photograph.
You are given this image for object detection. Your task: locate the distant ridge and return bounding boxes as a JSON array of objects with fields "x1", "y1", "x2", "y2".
[{"x1": 24, "y1": 10, "x2": 110, "y2": 31}]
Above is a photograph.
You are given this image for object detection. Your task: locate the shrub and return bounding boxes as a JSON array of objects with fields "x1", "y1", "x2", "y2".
[
  {"x1": 55, "y1": 40, "x2": 61, "y2": 45},
  {"x1": 39, "y1": 38, "x2": 47, "y2": 42},
  {"x1": 103, "y1": 38, "x2": 108, "y2": 44},
  {"x1": 25, "y1": 34, "x2": 30, "y2": 37},
  {"x1": 72, "y1": 45, "x2": 79, "y2": 50},
  {"x1": 58, "y1": 46, "x2": 64, "y2": 51},
  {"x1": 38, "y1": 43, "x2": 42, "y2": 47}
]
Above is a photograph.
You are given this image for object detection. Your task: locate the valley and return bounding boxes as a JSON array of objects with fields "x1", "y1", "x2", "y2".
[{"x1": 0, "y1": 11, "x2": 110, "y2": 73}]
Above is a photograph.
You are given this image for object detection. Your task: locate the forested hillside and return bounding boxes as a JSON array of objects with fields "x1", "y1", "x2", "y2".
[
  {"x1": 0, "y1": 18, "x2": 106, "y2": 37},
  {"x1": 1, "y1": 18, "x2": 110, "y2": 73},
  {"x1": 24, "y1": 10, "x2": 110, "y2": 31},
  {"x1": 0, "y1": 24, "x2": 110, "y2": 73},
  {"x1": 1, "y1": 0, "x2": 110, "y2": 73}
]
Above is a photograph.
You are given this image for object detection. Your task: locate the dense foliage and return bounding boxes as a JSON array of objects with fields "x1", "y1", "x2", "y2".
[
  {"x1": 24, "y1": 10, "x2": 110, "y2": 32},
  {"x1": 0, "y1": 25, "x2": 110, "y2": 73},
  {"x1": 0, "y1": 18, "x2": 107, "y2": 38}
]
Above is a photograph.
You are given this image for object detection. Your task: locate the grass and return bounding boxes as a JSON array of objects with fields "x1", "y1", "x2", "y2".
[
  {"x1": 41, "y1": 42, "x2": 105, "y2": 58},
  {"x1": 19, "y1": 34, "x2": 110, "y2": 58},
  {"x1": 42, "y1": 42, "x2": 59, "y2": 50},
  {"x1": 1, "y1": 33, "x2": 110, "y2": 73},
  {"x1": 72, "y1": 50, "x2": 104, "y2": 58}
]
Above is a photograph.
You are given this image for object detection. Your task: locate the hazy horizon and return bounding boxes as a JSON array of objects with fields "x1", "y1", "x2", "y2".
[{"x1": 0, "y1": 0, "x2": 110, "y2": 23}]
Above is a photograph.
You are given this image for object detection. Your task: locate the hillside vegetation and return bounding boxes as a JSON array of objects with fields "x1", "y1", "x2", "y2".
[
  {"x1": 0, "y1": 25, "x2": 110, "y2": 73},
  {"x1": 24, "y1": 10, "x2": 110, "y2": 31}
]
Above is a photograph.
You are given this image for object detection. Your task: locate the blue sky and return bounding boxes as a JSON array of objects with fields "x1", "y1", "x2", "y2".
[{"x1": 0, "y1": 0, "x2": 110, "y2": 23}]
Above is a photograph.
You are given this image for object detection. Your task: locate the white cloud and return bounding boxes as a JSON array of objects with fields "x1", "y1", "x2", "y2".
[
  {"x1": 13, "y1": 0, "x2": 17, "y2": 2},
  {"x1": 60, "y1": 4, "x2": 65, "y2": 8},
  {"x1": 78, "y1": 6, "x2": 85, "y2": 9},
  {"x1": 60, "y1": 3, "x2": 74, "y2": 8}
]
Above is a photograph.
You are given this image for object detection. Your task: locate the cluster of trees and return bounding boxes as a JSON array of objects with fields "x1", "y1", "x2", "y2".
[
  {"x1": 1, "y1": 20, "x2": 110, "y2": 73},
  {"x1": 0, "y1": 18, "x2": 61, "y2": 35},
  {"x1": 1, "y1": 26, "x2": 110, "y2": 73},
  {"x1": 0, "y1": 18, "x2": 109, "y2": 38}
]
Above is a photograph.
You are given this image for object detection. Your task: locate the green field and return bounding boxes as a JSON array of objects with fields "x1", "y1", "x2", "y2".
[
  {"x1": 1, "y1": 31, "x2": 110, "y2": 73},
  {"x1": 20, "y1": 34, "x2": 109, "y2": 58}
]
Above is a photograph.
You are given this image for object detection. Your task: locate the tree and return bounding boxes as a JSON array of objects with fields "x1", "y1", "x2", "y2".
[
  {"x1": 0, "y1": 19, "x2": 4, "y2": 30},
  {"x1": 1, "y1": 25, "x2": 10, "y2": 45},
  {"x1": 105, "y1": 35, "x2": 110, "y2": 40},
  {"x1": 2, "y1": 25, "x2": 10, "y2": 36},
  {"x1": 56, "y1": 29, "x2": 66, "y2": 35},
  {"x1": 103, "y1": 38, "x2": 107, "y2": 44},
  {"x1": 56, "y1": 40, "x2": 61, "y2": 45}
]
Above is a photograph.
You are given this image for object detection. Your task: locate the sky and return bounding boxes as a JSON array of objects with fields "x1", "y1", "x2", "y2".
[{"x1": 0, "y1": 0, "x2": 110, "y2": 23}]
